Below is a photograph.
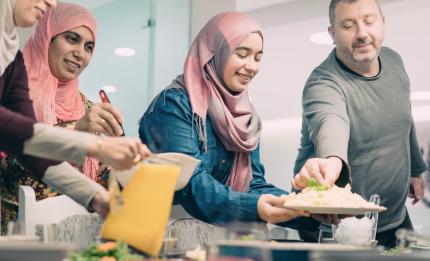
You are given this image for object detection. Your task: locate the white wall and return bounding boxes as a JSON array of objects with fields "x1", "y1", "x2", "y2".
[
  {"x1": 247, "y1": 0, "x2": 429, "y2": 120},
  {"x1": 54, "y1": 0, "x2": 190, "y2": 137},
  {"x1": 78, "y1": 0, "x2": 152, "y2": 138},
  {"x1": 152, "y1": 0, "x2": 190, "y2": 96},
  {"x1": 236, "y1": 0, "x2": 296, "y2": 12},
  {"x1": 189, "y1": 0, "x2": 235, "y2": 40},
  {"x1": 60, "y1": 0, "x2": 117, "y2": 9},
  {"x1": 260, "y1": 118, "x2": 302, "y2": 192}
]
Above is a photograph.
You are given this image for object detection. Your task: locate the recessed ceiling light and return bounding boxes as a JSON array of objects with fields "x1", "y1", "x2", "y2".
[
  {"x1": 310, "y1": 32, "x2": 332, "y2": 45},
  {"x1": 411, "y1": 91, "x2": 430, "y2": 101},
  {"x1": 114, "y1": 47, "x2": 136, "y2": 57},
  {"x1": 102, "y1": 85, "x2": 117, "y2": 93}
]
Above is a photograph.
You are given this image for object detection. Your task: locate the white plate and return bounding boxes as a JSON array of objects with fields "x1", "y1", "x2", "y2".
[
  {"x1": 283, "y1": 205, "x2": 386, "y2": 215},
  {"x1": 410, "y1": 244, "x2": 430, "y2": 251}
]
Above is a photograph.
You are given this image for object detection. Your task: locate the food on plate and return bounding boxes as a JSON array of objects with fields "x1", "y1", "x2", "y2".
[{"x1": 282, "y1": 184, "x2": 384, "y2": 209}]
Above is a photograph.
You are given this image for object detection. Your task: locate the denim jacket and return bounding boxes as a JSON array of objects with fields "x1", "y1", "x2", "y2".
[{"x1": 139, "y1": 87, "x2": 318, "y2": 230}]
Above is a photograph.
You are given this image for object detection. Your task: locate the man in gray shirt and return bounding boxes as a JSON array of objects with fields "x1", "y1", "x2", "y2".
[{"x1": 292, "y1": 0, "x2": 427, "y2": 248}]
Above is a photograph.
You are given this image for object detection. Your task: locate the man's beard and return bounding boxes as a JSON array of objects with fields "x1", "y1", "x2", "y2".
[{"x1": 350, "y1": 47, "x2": 380, "y2": 65}]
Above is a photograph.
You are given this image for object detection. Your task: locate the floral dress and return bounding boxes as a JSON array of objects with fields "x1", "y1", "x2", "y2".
[{"x1": 0, "y1": 93, "x2": 109, "y2": 235}]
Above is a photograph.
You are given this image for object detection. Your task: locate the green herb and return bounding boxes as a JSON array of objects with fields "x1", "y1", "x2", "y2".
[
  {"x1": 239, "y1": 234, "x2": 256, "y2": 241},
  {"x1": 71, "y1": 241, "x2": 143, "y2": 261},
  {"x1": 384, "y1": 246, "x2": 401, "y2": 256},
  {"x1": 307, "y1": 178, "x2": 328, "y2": 191}
]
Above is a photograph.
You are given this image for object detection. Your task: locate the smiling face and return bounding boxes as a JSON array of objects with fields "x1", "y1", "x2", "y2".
[
  {"x1": 48, "y1": 26, "x2": 95, "y2": 82},
  {"x1": 13, "y1": 0, "x2": 57, "y2": 27},
  {"x1": 223, "y1": 33, "x2": 263, "y2": 94},
  {"x1": 328, "y1": 0, "x2": 385, "y2": 72}
]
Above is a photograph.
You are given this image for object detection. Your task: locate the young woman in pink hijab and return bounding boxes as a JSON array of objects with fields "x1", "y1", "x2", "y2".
[
  {"x1": 0, "y1": 2, "x2": 140, "y2": 231},
  {"x1": 139, "y1": 12, "x2": 338, "y2": 228}
]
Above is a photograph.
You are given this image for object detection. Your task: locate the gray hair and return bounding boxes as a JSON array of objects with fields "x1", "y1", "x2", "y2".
[{"x1": 329, "y1": 0, "x2": 382, "y2": 26}]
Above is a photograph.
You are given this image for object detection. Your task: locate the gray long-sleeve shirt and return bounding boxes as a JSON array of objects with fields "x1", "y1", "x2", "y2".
[{"x1": 294, "y1": 47, "x2": 427, "y2": 232}]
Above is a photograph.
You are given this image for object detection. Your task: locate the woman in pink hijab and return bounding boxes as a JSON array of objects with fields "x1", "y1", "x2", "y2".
[
  {"x1": 139, "y1": 12, "x2": 333, "y2": 227},
  {"x1": 25, "y1": 2, "x2": 126, "y2": 180},
  {"x1": 24, "y1": 2, "x2": 125, "y2": 181},
  {"x1": 0, "y1": 2, "x2": 125, "y2": 228}
]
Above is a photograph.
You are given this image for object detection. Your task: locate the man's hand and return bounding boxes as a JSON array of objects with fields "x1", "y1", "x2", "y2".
[
  {"x1": 292, "y1": 157, "x2": 343, "y2": 190},
  {"x1": 257, "y1": 194, "x2": 309, "y2": 224},
  {"x1": 90, "y1": 190, "x2": 109, "y2": 219},
  {"x1": 409, "y1": 175, "x2": 426, "y2": 205}
]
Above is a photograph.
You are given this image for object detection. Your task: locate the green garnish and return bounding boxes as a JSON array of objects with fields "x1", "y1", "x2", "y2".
[
  {"x1": 71, "y1": 241, "x2": 142, "y2": 261},
  {"x1": 239, "y1": 234, "x2": 256, "y2": 241},
  {"x1": 307, "y1": 178, "x2": 328, "y2": 191},
  {"x1": 384, "y1": 246, "x2": 401, "y2": 256}
]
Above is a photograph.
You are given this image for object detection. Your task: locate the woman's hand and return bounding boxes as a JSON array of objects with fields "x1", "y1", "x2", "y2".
[
  {"x1": 292, "y1": 157, "x2": 343, "y2": 190},
  {"x1": 87, "y1": 136, "x2": 150, "y2": 170},
  {"x1": 75, "y1": 103, "x2": 124, "y2": 136},
  {"x1": 257, "y1": 194, "x2": 309, "y2": 224}
]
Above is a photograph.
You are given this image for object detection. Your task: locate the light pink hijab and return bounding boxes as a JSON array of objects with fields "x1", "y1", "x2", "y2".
[
  {"x1": 175, "y1": 12, "x2": 263, "y2": 192},
  {"x1": 22, "y1": 3, "x2": 99, "y2": 180}
]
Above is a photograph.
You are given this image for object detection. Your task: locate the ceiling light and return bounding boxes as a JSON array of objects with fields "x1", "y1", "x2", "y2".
[
  {"x1": 114, "y1": 48, "x2": 136, "y2": 57},
  {"x1": 411, "y1": 91, "x2": 430, "y2": 101},
  {"x1": 102, "y1": 85, "x2": 117, "y2": 93},
  {"x1": 310, "y1": 32, "x2": 332, "y2": 45}
]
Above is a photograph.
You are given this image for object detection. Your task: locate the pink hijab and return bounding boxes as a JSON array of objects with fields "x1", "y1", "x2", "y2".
[
  {"x1": 22, "y1": 3, "x2": 99, "y2": 180},
  {"x1": 175, "y1": 12, "x2": 263, "y2": 192}
]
